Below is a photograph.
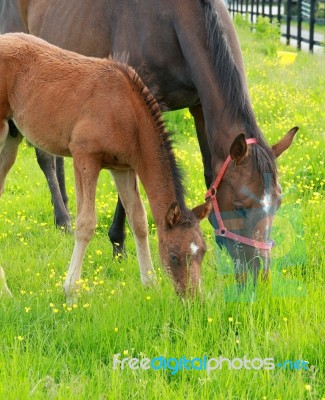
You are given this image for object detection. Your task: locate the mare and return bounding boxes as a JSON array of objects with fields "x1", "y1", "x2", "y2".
[
  {"x1": 0, "y1": 33, "x2": 211, "y2": 297},
  {"x1": 4, "y1": 0, "x2": 297, "y2": 285}
]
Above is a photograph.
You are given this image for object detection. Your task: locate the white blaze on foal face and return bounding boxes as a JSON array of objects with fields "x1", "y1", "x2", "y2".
[{"x1": 190, "y1": 242, "x2": 199, "y2": 255}]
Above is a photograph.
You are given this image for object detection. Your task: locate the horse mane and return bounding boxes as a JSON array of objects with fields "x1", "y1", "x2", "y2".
[
  {"x1": 201, "y1": 0, "x2": 277, "y2": 184},
  {"x1": 113, "y1": 61, "x2": 190, "y2": 218}
]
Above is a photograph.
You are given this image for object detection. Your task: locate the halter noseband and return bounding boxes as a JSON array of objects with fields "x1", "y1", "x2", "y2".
[{"x1": 205, "y1": 138, "x2": 274, "y2": 251}]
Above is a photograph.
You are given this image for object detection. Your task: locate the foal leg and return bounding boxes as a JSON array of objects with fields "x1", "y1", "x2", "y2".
[
  {"x1": 35, "y1": 148, "x2": 72, "y2": 231},
  {"x1": 111, "y1": 170, "x2": 156, "y2": 286},
  {"x1": 63, "y1": 154, "x2": 101, "y2": 301},
  {"x1": 108, "y1": 196, "x2": 126, "y2": 257},
  {"x1": 0, "y1": 127, "x2": 22, "y2": 196},
  {"x1": 0, "y1": 121, "x2": 21, "y2": 298}
]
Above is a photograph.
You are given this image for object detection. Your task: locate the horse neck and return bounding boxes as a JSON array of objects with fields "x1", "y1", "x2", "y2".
[
  {"x1": 132, "y1": 117, "x2": 186, "y2": 228},
  {"x1": 205, "y1": 95, "x2": 261, "y2": 171}
]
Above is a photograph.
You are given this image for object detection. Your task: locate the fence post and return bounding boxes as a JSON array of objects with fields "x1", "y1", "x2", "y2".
[
  {"x1": 277, "y1": 0, "x2": 282, "y2": 24},
  {"x1": 309, "y1": 0, "x2": 315, "y2": 52},
  {"x1": 269, "y1": 0, "x2": 274, "y2": 22},
  {"x1": 256, "y1": 0, "x2": 260, "y2": 18},
  {"x1": 286, "y1": 0, "x2": 292, "y2": 46},
  {"x1": 297, "y1": 0, "x2": 302, "y2": 49},
  {"x1": 251, "y1": 0, "x2": 255, "y2": 23},
  {"x1": 262, "y1": 0, "x2": 266, "y2": 17}
]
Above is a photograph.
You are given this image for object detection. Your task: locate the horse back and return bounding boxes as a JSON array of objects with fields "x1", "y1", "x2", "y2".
[
  {"x1": 1, "y1": 34, "x2": 146, "y2": 159},
  {"x1": 20, "y1": 0, "x2": 219, "y2": 109}
]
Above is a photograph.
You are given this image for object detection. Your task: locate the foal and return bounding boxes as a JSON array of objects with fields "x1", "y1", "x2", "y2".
[{"x1": 0, "y1": 33, "x2": 211, "y2": 297}]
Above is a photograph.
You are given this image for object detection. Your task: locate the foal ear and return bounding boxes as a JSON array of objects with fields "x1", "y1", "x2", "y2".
[
  {"x1": 192, "y1": 199, "x2": 212, "y2": 221},
  {"x1": 272, "y1": 126, "x2": 298, "y2": 158},
  {"x1": 164, "y1": 202, "x2": 181, "y2": 228},
  {"x1": 230, "y1": 133, "x2": 248, "y2": 164}
]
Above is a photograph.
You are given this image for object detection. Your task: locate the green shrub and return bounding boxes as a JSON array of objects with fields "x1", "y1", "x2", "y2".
[{"x1": 254, "y1": 16, "x2": 281, "y2": 55}]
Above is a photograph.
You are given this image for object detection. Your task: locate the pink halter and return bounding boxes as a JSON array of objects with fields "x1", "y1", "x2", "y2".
[{"x1": 205, "y1": 138, "x2": 274, "y2": 251}]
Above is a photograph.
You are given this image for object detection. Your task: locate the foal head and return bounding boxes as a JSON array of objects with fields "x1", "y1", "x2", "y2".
[
  {"x1": 158, "y1": 201, "x2": 211, "y2": 296},
  {"x1": 211, "y1": 127, "x2": 298, "y2": 284}
]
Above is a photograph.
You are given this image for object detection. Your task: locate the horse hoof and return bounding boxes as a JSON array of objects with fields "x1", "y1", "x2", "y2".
[
  {"x1": 0, "y1": 266, "x2": 13, "y2": 297},
  {"x1": 0, "y1": 287, "x2": 13, "y2": 297},
  {"x1": 63, "y1": 225, "x2": 74, "y2": 235},
  {"x1": 63, "y1": 285, "x2": 78, "y2": 305},
  {"x1": 141, "y1": 272, "x2": 157, "y2": 287},
  {"x1": 56, "y1": 222, "x2": 73, "y2": 234},
  {"x1": 112, "y1": 243, "x2": 126, "y2": 260}
]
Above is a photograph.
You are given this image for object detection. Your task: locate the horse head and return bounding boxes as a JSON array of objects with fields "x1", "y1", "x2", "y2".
[
  {"x1": 157, "y1": 200, "x2": 211, "y2": 297},
  {"x1": 209, "y1": 127, "x2": 298, "y2": 285}
]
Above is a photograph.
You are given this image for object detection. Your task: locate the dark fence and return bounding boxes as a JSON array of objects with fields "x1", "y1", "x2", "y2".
[{"x1": 227, "y1": 0, "x2": 324, "y2": 52}]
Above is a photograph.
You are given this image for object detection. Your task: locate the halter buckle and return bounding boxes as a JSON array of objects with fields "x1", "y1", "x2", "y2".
[{"x1": 205, "y1": 187, "x2": 217, "y2": 201}]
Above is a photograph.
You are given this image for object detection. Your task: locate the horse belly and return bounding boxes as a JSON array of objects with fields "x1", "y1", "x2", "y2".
[{"x1": 12, "y1": 117, "x2": 72, "y2": 157}]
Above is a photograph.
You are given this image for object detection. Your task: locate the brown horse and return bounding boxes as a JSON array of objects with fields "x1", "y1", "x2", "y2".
[
  {"x1": 3, "y1": 0, "x2": 297, "y2": 286},
  {"x1": 0, "y1": 33, "x2": 211, "y2": 297}
]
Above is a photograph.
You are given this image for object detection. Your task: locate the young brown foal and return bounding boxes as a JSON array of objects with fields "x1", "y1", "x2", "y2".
[{"x1": 0, "y1": 33, "x2": 211, "y2": 299}]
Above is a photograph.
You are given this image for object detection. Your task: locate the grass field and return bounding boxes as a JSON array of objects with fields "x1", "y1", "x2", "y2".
[{"x1": 0, "y1": 22, "x2": 324, "y2": 399}]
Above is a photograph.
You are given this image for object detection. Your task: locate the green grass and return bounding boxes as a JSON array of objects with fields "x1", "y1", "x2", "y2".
[{"x1": 0, "y1": 23, "x2": 324, "y2": 399}]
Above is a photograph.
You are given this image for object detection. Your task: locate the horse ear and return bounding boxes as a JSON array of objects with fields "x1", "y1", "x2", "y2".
[
  {"x1": 164, "y1": 202, "x2": 181, "y2": 228},
  {"x1": 230, "y1": 133, "x2": 248, "y2": 164},
  {"x1": 192, "y1": 199, "x2": 212, "y2": 221},
  {"x1": 272, "y1": 127, "x2": 298, "y2": 158}
]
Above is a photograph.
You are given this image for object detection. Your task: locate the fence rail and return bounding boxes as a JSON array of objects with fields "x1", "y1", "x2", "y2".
[{"x1": 227, "y1": 0, "x2": 324, "y2": 52}]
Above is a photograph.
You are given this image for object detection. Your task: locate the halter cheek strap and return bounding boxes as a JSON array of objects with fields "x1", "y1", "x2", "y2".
[{"x1": 205, "y1": 138, "x2": 274, "y2": 251}]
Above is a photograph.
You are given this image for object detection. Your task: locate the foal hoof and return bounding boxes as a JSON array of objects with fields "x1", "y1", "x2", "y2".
[
  {"x1": 63, "y1": 285, "x2": 78, "y2": 306},
  {"x1": 141, "y1": 271, "x2": 157, "y2": 287},
  {"x1": 0, "y1": 266, "x2": 13, "y2": 297}
]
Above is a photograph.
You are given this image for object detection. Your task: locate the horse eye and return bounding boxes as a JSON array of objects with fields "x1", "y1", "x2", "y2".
[
  {"x1": 169, "y1": 253, "x2": 180, "y2": 265},
  {"x1": 234, "y1": 205, "x2": 246, "y2": 217}
]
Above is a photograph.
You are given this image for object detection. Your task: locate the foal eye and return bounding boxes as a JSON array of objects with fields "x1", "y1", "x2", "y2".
[{"x1": 169, "y1": 253, "x2": 180, "y2": 265}]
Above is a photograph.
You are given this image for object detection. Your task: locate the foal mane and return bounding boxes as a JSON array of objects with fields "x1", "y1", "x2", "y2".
[
  {"x1": 113, "y1": 61, "x2": 189, "y2": 218},
  {"x1": 201, "y1": 0, "x2": 277, "y2": 184}
]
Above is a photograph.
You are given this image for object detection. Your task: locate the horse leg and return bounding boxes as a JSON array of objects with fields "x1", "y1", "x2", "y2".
[
  {"x1": 189, "y1": 105, "x2": 213, "y2": 188},
  {"x1": 35, "y1": 148, "x2": 72, "y2": 231},
  {"x1": 108, "y1": 196, "x2": 126, "y2": 257},
  {"x1": 0, "y1": 127, "x2": 22, "y2": 196},
  {"x1": 110, "y1": 170, "x2": 156, "y2": 286},
  {"x1": 56, "y1": 156, "x2": 70, "y2": 213},
  {"x1": 63, "y1": 153, "x2": 101, "y2": 301}
]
